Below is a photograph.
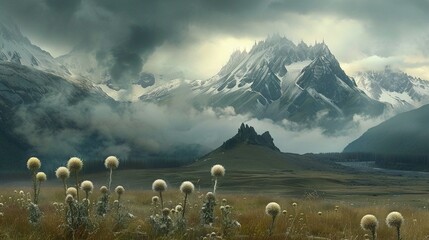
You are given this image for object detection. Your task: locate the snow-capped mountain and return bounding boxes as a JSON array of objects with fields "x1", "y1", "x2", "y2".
[
  {"x1": 140, "y1": 36, "x2": 386, "y2": 130},
  {"x1": 0, "y1": 17, "x2": 71, "y2": 78},
  {"x1": 354, "y1": 66, "x2": 429, "y2": 111},
  {"x1": 265, "y1": 43, "x2": 385, "y2": 124},
  {"x1": 56, "y1": 47, "x2": 109, "y2": 83}
]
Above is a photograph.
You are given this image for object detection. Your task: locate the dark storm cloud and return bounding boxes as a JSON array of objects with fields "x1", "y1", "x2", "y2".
[{"x1": 1, "y1": 0, "x2": 428, "y2": 85}]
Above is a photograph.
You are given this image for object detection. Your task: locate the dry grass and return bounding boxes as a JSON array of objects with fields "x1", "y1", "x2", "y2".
[{"x1": 1, "y1": 186, "x2": 429, "y2": 240}]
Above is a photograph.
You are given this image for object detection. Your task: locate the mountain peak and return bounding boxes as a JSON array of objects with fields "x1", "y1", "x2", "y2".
[{"x1": 221, "y1": 123, "x2": 280, "y2": 151}]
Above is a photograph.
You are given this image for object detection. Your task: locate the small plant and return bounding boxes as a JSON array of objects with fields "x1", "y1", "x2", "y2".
[
  {"x1": 152, "y1": 179, "x2": 167, "y2": 208},
  {"x1": 79, "y1": 180, "x2": 94, "y2": 229},
  {"x1": 361, "y1": 214, "x2": 378, "y2": 240},
  {"x1": 104, "y1": 156, "x2": 119, "y2": 191},
  {"x1": 96, "y1": 186, "x2": 109, "y2": 216},
  {"x1": 26, "y1": 157, "x2": 44, "y2": 224},
  {"x1": 151, "y1": 196, "x2": 160, "y2": 214},
  {"x1": 179, "y1": 181, "x2": 194, "y2": 219},
  {"x1": 67, "y1": 157, "x2": 83, "y2": 201},
  {"x1": 265, "y1": 202, "x2": 281, "y2": 236},
  {"x1": 219, "y1": 200, "x2": 240, "y2": 237},
  {"x1": 150, "y1": 207, "x2": 174, "y2": 236},
  {"x1": 210, "y1": 164, "x2": 225, "y2": 194},
  {"x1": 35, "y1": 172, "x2": 47, "y2": 203},
  {"x1": 174, "y1": 181, "x2": 194, "y2": 232},
  {"x1": 55, "y1": 166, "x2": 70, "y2": 196},
  {"x1": 81, "y1": 180, "x2": 93, "y2": 201},
  {"x1": 386, "y1": 211, "x2": 404, "y2": 240},
  {"x1": 201, "y1": 192, "x2": 216, "y2": 225},
  {"x1": 26, "y1": 157, "x2": 41, "y2": 204},
  {"x1": 64, "y1": 194, "x2": 78, "y2": 235},
  {"x1": 112, "y1": 185, "x2": 132, "y2": 230}
]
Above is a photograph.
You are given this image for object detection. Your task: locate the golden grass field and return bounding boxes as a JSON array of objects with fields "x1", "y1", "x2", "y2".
[
  {"x1": 1, "y1": 144, "x2": 429, "y2": 239},
  {"x1": 1, "y1": 183, "x2": 429, "y2": 239}
]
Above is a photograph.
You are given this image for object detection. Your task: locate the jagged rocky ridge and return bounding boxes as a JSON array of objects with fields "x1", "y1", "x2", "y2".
[
  {"x1": 141, "y1": 36, "x2": 386, "y2": 131},
  {"x1": 354, "y1": 66, "x2": 429, "y2": 111},
  {"x1": 221, "y1": 123, "x2": 279, "y2": 151},
  {"x1": 0, "y1": 18, "x2": 71, "y2": 77}
]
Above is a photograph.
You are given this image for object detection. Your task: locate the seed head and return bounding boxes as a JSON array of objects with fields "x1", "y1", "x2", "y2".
[
  {"x1": 65, "y1": 194, "x2": 74, "y2": 204},
  {"x1": 162, "y1": 208, "x2": 170, "y2": 216},
  {"x1": 206, "y1": 192, "x2": 215, "y2": 201},
  {"x1": 180, "y1": 181, "x2": 195, "y2": 194},
  {"x1": 27, "y1": 157, "x2": 41, "y2": 171},
  {"x1": 81, "y1": 180, "x2": 94, "y2": 193},
  {"x1": 282, "y1": 210, "x2": 287, "y2": 215},
  {"x1": 211, "y1": 164, "x2": 225, "y2": 177},
  {"x1": 152, "y1": 196, "x2": 159, "y2": 204},
  {"x1": 152, "y1": 179, "x2": 167, "y2": 192},
  {"x1": 386, "y1": 211, "x2": 404, "y2": 229},
  {"x1": 67, "y1": 157, "x2": 83, "y2": 172},
  {"x1": 360, "y1": 214, "x2": 378, "y2": 233},
  {"x1": 36, "y1": 172, "x2": 47, "y2": 182},
  {"x1": 66, "y1": 187, "x2": 77, "y2": 198},
  {"x1": 292, "y1": 202, "x2": 297, "y2": 207},
  {"x1": 318, "y1": 211, "x2": 322, "y2": 216},
  {"x1": 104, "y1": 156, "x2": 119, "y2": 169},
  {"x1": 115, "y1": 185, "x2": 125, "y2": 196},
  {"x1": 100, "y1": 186, "x2": 108, "y2": 194},
  {"x1": 265, "y1": 202, "x2": 281, "y2": 217},
  {"x1": 55, "y1": 167, "x2": 70, "y2": 180},
  {"x1": 175, "y1": 204, "x2": 183, "y2": 212}
]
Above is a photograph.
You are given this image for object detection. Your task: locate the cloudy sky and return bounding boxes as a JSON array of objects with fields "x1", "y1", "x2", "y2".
[{"x1": 2, "y1": 0, "x2": 429, "y2": 81}]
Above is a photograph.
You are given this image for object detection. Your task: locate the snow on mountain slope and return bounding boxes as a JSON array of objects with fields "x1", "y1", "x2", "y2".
[
  {"x1": 0, "y1": 18, "x2": 71, "y2": 78},
  {"x1": 354, "y1": 66, "x2": 429, "y2": 111},
  {"x1": 188, "y1": 37, "x2": 339, "y2": 115},
  {"x1": 140, "y1": 36, "x2": 387, "y2": 131},
  {"x1": 265, "y1": 44, "x2": 385, "y2": 128}
]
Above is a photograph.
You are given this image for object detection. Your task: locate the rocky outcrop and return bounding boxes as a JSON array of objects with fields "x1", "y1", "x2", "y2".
[{"x1": 221, "y1": 123, "x2": 280, "y2": 151}]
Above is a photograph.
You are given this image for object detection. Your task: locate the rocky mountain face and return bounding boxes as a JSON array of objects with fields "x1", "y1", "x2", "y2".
[
  {"x1": 221, "y1": 123, "x2": 279, "y2": 151},
  {"x1": 354, "y1": 66, "x2": 429, "y2": 111},
  {"x1": 344, "y1": 104, "x2": 429, "y2": 155},
  {"x1": 141, "y1": 36, "x2": 386, "y2": 131},
  {"x1": 0, "y1": 18, "x2": 71, "y2": 78}
]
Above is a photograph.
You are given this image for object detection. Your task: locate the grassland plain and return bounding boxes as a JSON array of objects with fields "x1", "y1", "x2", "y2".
[{"x1": 1, "y1": 144, "x2": 429, "y2": 239}]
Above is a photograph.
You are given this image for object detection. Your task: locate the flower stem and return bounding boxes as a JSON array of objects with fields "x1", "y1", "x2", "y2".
[
  {"x1": 62, "y1": 179, "x2": 67, "y2": 196},
  {"x1": 269, "y1": 215, "x2": 276, "y2": 236},
  {"x1": 159, "y1": 191, "x2": 164, "y2": 209},
  {"x1": 213, "y1": 177, "x2": 218, "y2": 194},
  {"x1": 182, "y1": 193, "x2": 188, "y2": 219},
  {"x1": 397, "y1": 227, "x2": 400, "y2": 240},
  {"x1": 36, "y1": 181, "x2": 42, "y2": 204},
  {"x1": 108, "y1": 168, "x2": 113, "y2": 191},
  {"x1": 32, "y1": 171, "x2": 37, "y2": 204}
]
